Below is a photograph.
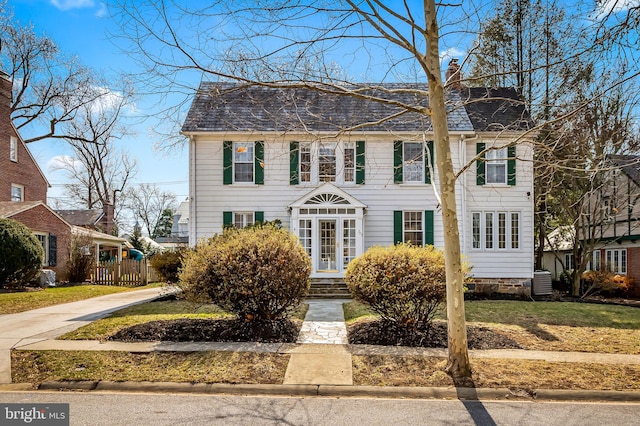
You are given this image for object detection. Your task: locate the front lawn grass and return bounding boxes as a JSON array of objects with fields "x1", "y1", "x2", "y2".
[
  {"x1": 0, "y1": 284, "x2": 161, "y2": 315},
  {"x1": 343, "y1": 300, "x2": 640, "y2": 354},
  {"x1": 352, "y1": 355, "x2": 640, "y2": 390},
  {"x1": 12, "y1": 350, "x2": 289, "y2": 386}
]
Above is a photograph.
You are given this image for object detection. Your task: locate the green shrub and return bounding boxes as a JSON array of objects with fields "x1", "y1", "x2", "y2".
[
  {"x1": 178, "y1": 224, "x2": 311, "y2": 320},
  {"x1": 345, "y1": 244, "x2": 460, "y2": 329},
  {"x1": 65, "y1": 234, "x2": 94, "y2": 283},
  {"x1": 0, "y1": 218, "x2": 44, "y2": 288},
  {"x1": 150, "y1": 250, "x2": 186, "y2": 283}
]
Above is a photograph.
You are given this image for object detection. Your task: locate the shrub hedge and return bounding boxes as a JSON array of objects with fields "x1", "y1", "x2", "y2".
[
  {"x1": 0, "y1": 218, "x2": 44, "y2": 288},
  {"x1": 178, "y1": 224, "x2": 311, "y2": 321},
  {"x1": 345, "y1": 244, "x2": 459, "y2": 329}
]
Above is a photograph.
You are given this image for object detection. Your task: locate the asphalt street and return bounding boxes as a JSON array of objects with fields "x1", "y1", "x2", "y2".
[{"x1": 1, "y1": 391, "x2": 638, "y2": 426}]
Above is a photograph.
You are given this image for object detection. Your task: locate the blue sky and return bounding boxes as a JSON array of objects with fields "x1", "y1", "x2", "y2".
[{"x1": 11, "y1": 0, "x2": 190, "y2": 220}]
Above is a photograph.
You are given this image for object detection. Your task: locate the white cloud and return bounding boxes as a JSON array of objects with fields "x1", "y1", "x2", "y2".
[
  {"x1": 47, "y1": 155, "x2": 85, "y2": 172},
  {"x1": 439, "y1": 47, "x2": 466, "y2": 64},
  {"x1": 596, "y1": 0, "x2": 640, "y2": 19},
  {"x1": 95, "y1": 2, "x2": 108, "y2": 18},
  {"x1": 50, "y1": 0, "x2": 95, "y2": 11}
]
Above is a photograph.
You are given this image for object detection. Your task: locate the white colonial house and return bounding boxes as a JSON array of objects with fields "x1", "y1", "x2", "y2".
[{"x1": 182, "y1": 80, "x2": 535, "y2": 295}]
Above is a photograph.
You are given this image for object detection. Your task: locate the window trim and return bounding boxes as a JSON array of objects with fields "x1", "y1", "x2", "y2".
[
  {"x1": 233, "y1": 142, "x2": 255, "y2": 184},
  {"x1": 486, "y1": 147, "x2": 507, "y2": 185},
  {"x1": 605, "y1": 248, "x2": 627, "y2": 274},
  {"x1": 34, "y1": 232, "x2": 49, "y2": 266},
  {"x1": 402, "y1": 142, "x2": 424, "y2": 184}
]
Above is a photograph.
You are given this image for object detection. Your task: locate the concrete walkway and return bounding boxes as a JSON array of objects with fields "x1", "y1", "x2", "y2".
[
  {"x1": 284, "y1": 300, "x2": 352, "y2": 385},
  {"x1": 0, "y1": 286, "x2": 171, "y2": 384}
]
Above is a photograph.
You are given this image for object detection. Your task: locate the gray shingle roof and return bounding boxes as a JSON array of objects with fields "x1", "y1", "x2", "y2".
[
  {"x1": 182, "y1": 82, "x2": 481, "y2": 134},
  {"x1": 55, "y1": 209, "x2": 104, "y2": 227},
  {"x1": 608, "y1": 154, "x2": 640, "y2": 187},
  {"x1": 460, "y1": 87, "x2": 533, "y2": 132}
]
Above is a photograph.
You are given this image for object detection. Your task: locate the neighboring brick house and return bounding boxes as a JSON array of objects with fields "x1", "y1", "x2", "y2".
[{"x1": 0, "y1": 70, "x2": 73, "y2": 278}]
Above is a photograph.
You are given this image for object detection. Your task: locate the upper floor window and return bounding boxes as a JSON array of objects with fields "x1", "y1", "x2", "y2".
[
  {"x1": 291, "y1": 141, "x2": 364, "y2": 185},
  {"x1": 11, "y1": 184, "x2": 24, "y2": 202},
  {"x1": 234, "y1": 142, "x2": 254, "y2": 183},
  {"x1": 223, "y1": 141, "x2": 264, "y2": 185},
  {"x1": 486, "y1": 148, "x2": 507, "y2": 184},
  {"x1": 10, "y1": 136, "x2": 18, "y2": 162},
  {"x1": 476, "y1": 142, "x2": 516, "y2": 186},
  {"x1": 394, "y1": 140, "x2": 434, "y2": 184}
]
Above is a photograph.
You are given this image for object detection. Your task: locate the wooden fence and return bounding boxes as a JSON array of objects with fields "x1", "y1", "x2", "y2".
[{"x1": 92, "y1": 259, "x2": 160, "y2": 286}]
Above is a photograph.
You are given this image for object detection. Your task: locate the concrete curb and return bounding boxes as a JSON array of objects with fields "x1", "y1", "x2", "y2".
[{"x1": 31, "y1": 381, "x2": 640, "y2": 402}]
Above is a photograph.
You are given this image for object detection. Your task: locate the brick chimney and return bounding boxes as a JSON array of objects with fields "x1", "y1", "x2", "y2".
[
  {"x1": 445, "y1": 59, "x2": 463, "y2": 90},
  {"x1": 0, "y1": 70, "x2": 12, "y2": 121},
  {"x1": 102, "y1": 202, "x2": 115, "y2": 235}
]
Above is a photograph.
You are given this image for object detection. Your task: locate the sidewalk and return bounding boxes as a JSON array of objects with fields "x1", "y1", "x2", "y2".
[{"x1": 4, "y1": 296, "x2": 640, "y2": 401}]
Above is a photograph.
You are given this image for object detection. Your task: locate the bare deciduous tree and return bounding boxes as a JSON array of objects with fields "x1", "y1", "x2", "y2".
[{"x1": 125, "y1": 183, "x2": 177, "y2": 238}]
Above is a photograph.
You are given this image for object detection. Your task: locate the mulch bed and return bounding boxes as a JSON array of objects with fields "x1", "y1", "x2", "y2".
[
  {"x1": 348, "y1": 320, "x2": 522, "y2": 349},
  {"x1": 109, "y1": 317, "x2": 521, "y2": 349},
  {"x1": 109, "y1": 318, "x2": 301, "y2": 343}
]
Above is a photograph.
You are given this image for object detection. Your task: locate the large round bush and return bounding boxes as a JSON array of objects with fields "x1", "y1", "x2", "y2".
[
  {"x1": 345, "y1": 244, "x2": 456, "y2": 328},
  {"x1": 178, "y1": 224, "x2": 311, "y2": 321},
  {"x1": 150, "y1": 249, "x2": 186, "y2": 283},
  {"x1": 0, "y1": 218, "x2": 44, "y2": 288}
]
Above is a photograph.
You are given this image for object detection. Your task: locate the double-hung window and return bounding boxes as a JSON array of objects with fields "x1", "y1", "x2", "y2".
[
  {"x1": 234, "y1": 142, "x2": 254, "y2": 183},
  {"x1": 486, "y1": 148, "x2": 507, "y2": 184},
  {"x1": 394, "y1": 141, "x2": 434, "y2": 184},
  {"x1": 472, "y1": 211, "x2": 520, "y2": 250},
  {"x1": 318, "y1": 143, "x2": 337, "y2": 182},
  {"x1": 393, "y1": 210, "x2": 435, "y2": 246},
  {"x1": 223, "y1": 141, "x2": 264, "y2": 185}
]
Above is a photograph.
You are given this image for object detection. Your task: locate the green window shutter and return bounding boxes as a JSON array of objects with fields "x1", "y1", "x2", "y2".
[
  {"x1": 48, "y1": 235, "x2": 57, "y2": 267},
  {"x1": 507, "y1": 145, "x2": 516, "y2": 186},
  {"x1": 356, "y1": 140, "x2": 365, "y2": 184},
  {"x1": 290, "y1": 141, "x2": 299, "y2": 185},
  {"x1": 223, "y1": 141, "x2": 233, "y2": 185},
  {"x1": 393, "y1": 211, "x2": 403, "y2": 244},
  {"x1": 254, "y1": 211, "x2": 264, "y2": 224},
  {"x1": 394, "y1": 141, "x2": 403, "y2": 183},
  {"x1": 476, "y1": 142, "x2": 486, "y2": 186},
  {"x1": 254, "y1": 141, "x2": 264, "y2": 185},
  {"x1": 223, "y1": 211, "x2": 233, "y2": 227},
  {"x1": 424, "y1": 210, "x2": 434, "y2": 245},
  {"x1": 424, "y1": 141, "x2": 434, "y2": 184}
]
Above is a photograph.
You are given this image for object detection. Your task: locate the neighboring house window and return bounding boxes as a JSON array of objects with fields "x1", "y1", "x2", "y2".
[
  {"x1": 592, "y1": 250, "x2": 601, "y2": 271},
  {"x1": 472, "y1": 211, "x2": 520, "y2": 250},
  {"x1": 10, "y1": 136, "x2": 18, "y2": 162},
  {"x1": 35, "y1": 233, "x2": 49, "y2": 266},
  {"x1": 33, "y1": 233, "x2": 57, "y2": 267},
  {"x1": 565, "y1": 253, "x2": 574, "y2": 270},
  {"x1": 393, "y1": 210, "x2": 435, "y2": 246},
  {"x1": 223, "y1": 141, "x2": 264, "y2": 185},
  {"x1": 606, "y1": 249, "x2": 626, "y2": 274},
  {"x1": 11, "y1": 184, "x2": 24, "y2": 202},
  {"x1": 394, "y1": 140, "x2": 434, "y2": 184},
  {"x1": 476, "y1": 143, "x2": 516, "y2": 186},
  {"x1": 290, "y1": 141, "x2": 365, "y2": 185},
  {"x1": 223, "y1": 211, "x2": 264, "y2": 229}
]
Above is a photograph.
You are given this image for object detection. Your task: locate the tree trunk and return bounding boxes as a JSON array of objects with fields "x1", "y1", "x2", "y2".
[{"x1": 424, "y1": 0, "x2": 471, "y2": 379}]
